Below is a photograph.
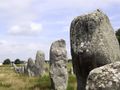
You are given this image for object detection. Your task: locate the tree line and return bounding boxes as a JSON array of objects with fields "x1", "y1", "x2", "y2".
[{"x1": 3, "y1": 58, "x2": 25, "y2": 65}]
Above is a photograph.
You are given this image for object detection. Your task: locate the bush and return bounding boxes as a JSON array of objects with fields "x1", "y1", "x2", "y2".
[
  {"x1": 14, "y1": 59, "x2": 21, "y2": 64},
  {"x1": 3, "y1": 59, "x2": 11, "y2": 65}
]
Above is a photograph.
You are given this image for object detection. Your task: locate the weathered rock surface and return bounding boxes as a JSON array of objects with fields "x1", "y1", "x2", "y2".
[
  {"x1": 70, "y1": 9, "x2": 120, "y2": 90},
  {"x1": 49, "y1": 39, "x2": 68, "y2": 90},
  {"x1": 35, "y1": 50, "x2": 45, "y2": 76},
  {"x1": 86, "y1": 61, "x2": 120, "y2": 90},
  {"x1": 26, "y1": 58, "x2": 40, "y2": 77}
]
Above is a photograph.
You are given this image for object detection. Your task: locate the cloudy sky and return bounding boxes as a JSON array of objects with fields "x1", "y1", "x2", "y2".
[{"x1": 0, "y1": 0, "x2": 120, "y2": 62}]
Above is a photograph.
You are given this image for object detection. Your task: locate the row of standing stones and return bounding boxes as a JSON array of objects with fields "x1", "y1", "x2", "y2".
[
  {"x1": 12, "y1": 50, "x2": 45, "y2": 77},
  {"x1": 12, "y1": 9, "x2": 120, "y2": 90},
  {"x1": 12, "y1": 39, "x2": 69, "y2": 90}
]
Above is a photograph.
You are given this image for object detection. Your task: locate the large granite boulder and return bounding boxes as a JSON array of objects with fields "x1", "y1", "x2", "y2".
[
  {"x1": 35, "y1": 50, "x2": 45, "y2": 76},
  {"x1": 70, "y1": 9, "x2": 120, "y2": 90},
  {"x1": 86, "y1": 62, "x2": 120, "y2": 90},
  {"x1": 49, "y1": 39, "x2": 68, "y2": 90}
]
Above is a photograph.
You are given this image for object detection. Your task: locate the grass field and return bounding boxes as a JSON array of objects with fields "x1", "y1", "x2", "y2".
[{"x1": 0, "y1": 63, "x2": 77, "y2": 90}]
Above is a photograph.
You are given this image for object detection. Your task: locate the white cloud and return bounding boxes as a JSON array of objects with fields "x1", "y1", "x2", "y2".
[
  {"x1": 30, "y1": 23, "x2": 42, "y2": 31},
  {"x1": 8, "y1": 22, "x2": 43, "y2": 35},
  {"x1": 0, "y1": 39, "x2": 48, "y2": 61},
  {"x1": 0, "y1": 0, "x2": 120, "y2": 62},
  {"x1": 0, "y1": 0, "x2": 33, "y2": 10},
  {"x1": 0, "y1": 40, "x2": 7, "y2": 45},
  {"x1": 0, "y1": 0, "x2": 38, "y2": 35}
]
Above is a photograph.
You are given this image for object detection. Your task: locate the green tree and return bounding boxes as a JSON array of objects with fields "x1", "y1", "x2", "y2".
[
  {"x1": 3, "y1": 58, "x2": 11, "y2": 65},
  {"x1": 116, "y1": 28, "x2": 120, "y2": 44},
  {"x1": 14, "y1": 59, "x2": 21, "y2": 64}
]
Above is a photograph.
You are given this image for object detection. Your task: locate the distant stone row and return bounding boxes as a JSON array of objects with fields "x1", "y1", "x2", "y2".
[
  {"x1": 12, "y1": 39, "x2": 69, "y2": 90},
  {"x1": 12, "y1": 9, "x2": 120, "y2": 90},
  {"x1": 12, "y1": 50, "x2": 45, "y2": 76}
]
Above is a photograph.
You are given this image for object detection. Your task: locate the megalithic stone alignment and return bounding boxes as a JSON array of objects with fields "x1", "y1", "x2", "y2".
[
  {"x1": 49, "y1": 39, "x2": 68, "y2": 90},
  {"x1": 12, "y1": 50, "x2": 45, "y2": 77},
  {"x1": 70, "y1": 9, "x2": 120, "y2": 90},
  {"x1": 35, "y1": 50, "x2": 45, "y2": 76},
  {"x1": 26, "y1": 50, "x2": 45, "y2": 77}
]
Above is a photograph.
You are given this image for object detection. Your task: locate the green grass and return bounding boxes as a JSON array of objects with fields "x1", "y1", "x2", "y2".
[
  {"x1": 0, "y1": 82, "x2": 11, "y2": 88},
  {"x1": 0, "y1": 62, "x2": 77, "y2": 90},
  {"x1": 29, "y1": 75, "x2": 51, "y2": 90},
  {"x1": 67, "y1": 75, "x2": 77, "y2": 90}
]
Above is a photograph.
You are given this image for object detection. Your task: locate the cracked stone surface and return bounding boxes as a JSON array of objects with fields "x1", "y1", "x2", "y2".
[
  {"x1": 86, "y1": 62, "x2": 120, "y2": 90},
  {"x1": 49, "y1": 39, "x2": 68, "y2": 90},
  {"x1": 70, "y1": 9, "x2": 120, "y2": 90}
]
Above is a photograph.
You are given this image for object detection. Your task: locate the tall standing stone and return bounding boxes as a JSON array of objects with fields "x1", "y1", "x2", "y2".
[
  {"x1": 35, "y1": 50, "x2": 45, "y2": 76},
  {"x1": 70, "y1": 9, "x2": 120, "y2": 90},
  {"x1": 49, "y1": 39, "x2": 68, "y2": 90}
]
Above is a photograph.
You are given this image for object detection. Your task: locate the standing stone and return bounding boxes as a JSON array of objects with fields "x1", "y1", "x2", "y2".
[
  {"x1": 26, "y1": 58, "x2": 35, "y2": 76},
  {"x1": 70, "y1": 9, "x2": 120, "y2": 90},
  {"x1": 27, "y1": 58, "x2": 34, "y2": 70},
  {"x1": 12, "y1": 63, "x2": 25, "y2": 74},
  {"x1": 86, "y1": 62, "x2": 120, "y2": 90},
  {"x1": 24, "y1": 64, "x2": 27, "y2": 74},
  {"x1": 12, "y1": 63, "x2": 20, "y2": 73},
  {"x1": 35, "y1": 50, "x2": 45, "y2": 76},
  {"x1": 26, "y1": 58, "x2": 39, "y2": 77},
  {"x1": 49, "y1": 39, "x2": 68, "y2": 90}
]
